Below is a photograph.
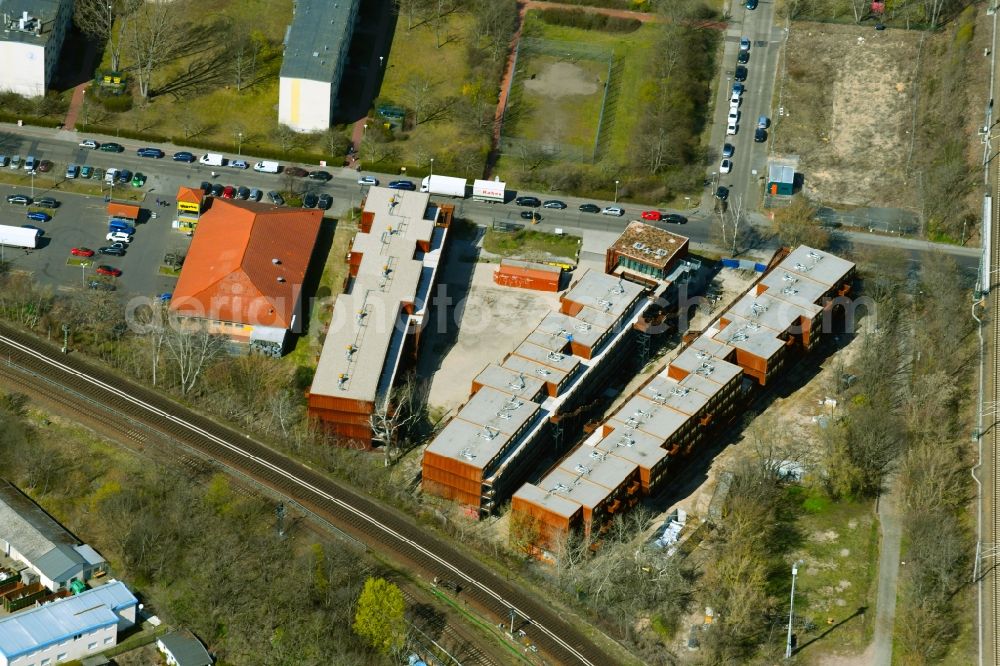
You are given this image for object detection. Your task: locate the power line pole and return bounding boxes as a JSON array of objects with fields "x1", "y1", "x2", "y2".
[{"x1": 785, "y1": 559, "x2": 803, "y2": 658}]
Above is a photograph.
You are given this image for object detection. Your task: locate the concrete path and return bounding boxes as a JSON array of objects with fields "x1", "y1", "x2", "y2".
[{"x1": 872, "y1": 481, "x2": 902, "y2": 666}]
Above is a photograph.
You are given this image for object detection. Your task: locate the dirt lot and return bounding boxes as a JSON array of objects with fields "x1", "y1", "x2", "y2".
[{"x1": 776, "y1": 23, "x2": 921, "y2": 207}]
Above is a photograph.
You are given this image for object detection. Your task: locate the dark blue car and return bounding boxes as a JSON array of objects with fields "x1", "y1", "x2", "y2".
[
  {"x1": 173, "y1": 151, "x2": 196, "y2": 163},
  {"x1": 117, "y1": 169, "x2": 132, "y2": 183},
  {"x1": 137, "y1": 147, "x2": 164, "y2": 158},
  {"x1": 388, "y1": 180, "x2": 416, "y2": 191},
  {"x1": 26, "y1": 211, "x2": 50, "y2": 222}
]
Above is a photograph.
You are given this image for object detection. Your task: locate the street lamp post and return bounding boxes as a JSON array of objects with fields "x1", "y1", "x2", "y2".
[
  {"x1": 30, "y1": 170, "x2": 34, "y2": 198},
  {"x1": 430, "y1": 157, "x2": 434, "y2": 177},
  {"x1": 237, "y1": 131, "x2": 243, "y2": 156},
  {"x1": 614, "y1": 179, "x2": 620, "y2": 204},
  {"x1": 785, "y1": 560, "x2": 804, "y2": 658},
  {"x1": 379, "y1": 55, "x2": 384, "y2": 68}
]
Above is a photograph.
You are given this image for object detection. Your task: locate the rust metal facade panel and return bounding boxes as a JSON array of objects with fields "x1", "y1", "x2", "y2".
[
  {"x1": 423, "y1": 477, "x2": 482, "y2": 508},
  {"x1": 494, "y1": 266, "x2": 560, "y2": 292},
  {"x1": 359, "y1": 210, "x2": 374, "y2": 232},
  {"x1": 307, "y1": 394, "x2": 374, "y2": 415},
  {"x1": 422, "y1": 451, "x2": 483, "y2": 483},
  {"x1": 567, "y1": 340, "x2": 594, "y2": 360}
]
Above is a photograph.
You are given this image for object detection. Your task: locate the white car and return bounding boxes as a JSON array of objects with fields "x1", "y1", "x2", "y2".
[
  {"x1": 358, "y1": 175, "x2": 378, "y2": 186},
  {"x1": 727, "y1": 121, "x2": 738, "y2": 135},
  {"x1": 727, "y1": 110, "x2": 739, "y2": 124},
  {"x1": 730, "y1": 92, "x2": 741, "y2": 105},
  {"x1": 79, "y1": 139, "x2": 99, "y2": 149},
  {"x1": 106, "y1": 232, "x2": 133, "y2": 243},
  {"x1": 720, "y1": 158, "x2": 733, "y2": 174},
  {"x1": 602, "y1": 206, "x2": 625, "y2": 217},
  {"x1": 229, "y1": 159, "x2": 249, "y2": 169}
]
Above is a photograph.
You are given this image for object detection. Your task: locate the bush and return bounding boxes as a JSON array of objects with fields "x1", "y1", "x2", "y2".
[
  {"x1": 536, "y1": 8, "x2": 641, "y2": 32},
  {"x1": 97, "y1": 93, "x2": 134, "y2": 113}
]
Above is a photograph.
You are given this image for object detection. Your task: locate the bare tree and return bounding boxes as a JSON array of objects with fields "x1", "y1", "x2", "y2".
[
  {"x1": 163, "y1": 320, "x2": 226, "y2": 395},
  {"x1": 394, "y1": 0, "x2": 434, "y2": 30},
  {"x1": 124, "y1": 1, "x2": 183, "y2": 99},
  {"x1": 773, "y1": 195, "x2": 830, "y2": 249},
  {"x1": 402, "y1": 74, "x2": 436, "y2": 125},
  {"x1": 370, "y1": 378, "x2": 425, "y2": 466},
  {"x1": 74, "y1": 0, "x2": 141, "y2": 72},
  {"x1": 272, "y1": 124, "x2": 300, "y2": 155}
]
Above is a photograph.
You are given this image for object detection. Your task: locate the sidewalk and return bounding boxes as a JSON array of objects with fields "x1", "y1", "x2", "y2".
[{"x1": 871, "y1": 482, "x2": 902, "y2": 665}]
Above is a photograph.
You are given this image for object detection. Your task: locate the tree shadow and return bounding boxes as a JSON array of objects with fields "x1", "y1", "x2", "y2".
[
  {"x1": 155, "y1": 49, "x2": 233, "y2": 100},
  {"x1": 793, "y1": 606, "x2": 868, "y2": 655}
]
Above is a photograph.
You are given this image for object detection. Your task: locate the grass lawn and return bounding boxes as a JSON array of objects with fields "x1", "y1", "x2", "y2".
[
  {"x1": 517, "y1": 15, "x2": 662, "y2": 167},
  {"x1": 482, "y1": 229, "x2": 581, "y2": 262},
  {"x1": 368, "y1": 11, "x2": 489, "y2": 176},
  {"x1": 282, "y1": 217, "x2": 358, "y2": 369},
  {"x1": 785, "y1": 489, "x2": 879, "y2": 661}
]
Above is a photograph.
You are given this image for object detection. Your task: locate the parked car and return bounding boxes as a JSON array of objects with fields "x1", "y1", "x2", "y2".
[
  {"x1": 737, "y1": 50, "x2": 750, "y2": 64},
  {"x1": 158, "y1": 292, "x2": 173, "y2": 302},
  {"x1": 730, "y1": 91, "x2": 741, "y2": 106},
  {"x1": 267, "y1": 191, "x2": 285, "y2": 205},
  {"x1": 71, "y1": 247, "x2": 95, "y2": 257},
  {"x1": 79, "y1": 139, "x2": 99, "y2": 149},
  {"x1": 579, "y1": 203, "x2": 601, "y2": 213},
  {"x1": 116, "y1": 169, "x2": 132, "y2": 183},
  {"x1": 284, "y1": 166, "x2": 308, "y2": 178},
  {"x1": 210, "y1": 183, "x2": 225, "y2": 197},
  {"x1": 740, "y1": 36, "x2": 751, "y2": 51},
  {"x1": 543, "y1": 200, "x2": 567, "y2": 209},
  {"x1": 641, "y1": 211, "x2": 665, "y2": 221},
  {"x1": 99, "y1": 142, "x2": 124, "y2": 153},
  {"x1": 106, "y1": 232, "x2": 133, "y2": 243},
  {"x1": 732, "y1": 82, "x2": 745, "y2": 96},
  {"x1": 754, "y1": 128, "x2": 768, "y2": 143},
  {"x1": 229, "y1": 159, "x2": 249, "y2": 169},
  {"x1": 95, "y1": 265, "x2": 122, "y2": 277},
  {"x1": 317, "y1": 193, "x2": 333, "y2": 210},
  {"x1": 98, "y1": 246, "x2": 126, "y2": 256},
  {"x1": 520, "y1": 210, "x2": 541, "y2": 221},
  {"x1": 200, "y1": 181, "x2": 213, "y2": 194},
  {"x1": 727, "y1": 109, "x2": 739, "y2": 124},
  {"x1": 7, "y1": 194, "x2": 31, "y2": 205},
  {"x1": 88, "y1": 280, "x2": 116, "y2": 291},
  {"x1": 81, "y1": 165, "x2": 94, "y2": 178},
  {"x1": 664, "y1": 214, "x2": 687, "y2": 224},
  {"x1": 309, "y1": 170, "x2": 332, "y2": 181},
  {"x1": 65, "y1": 164, "x2": 79, "y2": 179},
  {"x1": 515, "y1": 196, "x2": 541, "y2": 207},
  {"x1": 722, "y1": 143, "x2": 735, "y2": 158},
  {"x1": 302, "y1": 193, "x2": 319, "y2": 208},
  {"x1": 757, "y1": 115, "x2": 770, "y2": 129},
  {"x1": 602, "y1": 206, "x2": 625, "y2": 217},
  {"x1": 715, "y1": 186, "x2": 730, "y2": 201},
  {"x1": 388, "y1": 179, "x2": 415, "y2": 190},
  {"x1": 727, "y1": 121, "x2": 738, "y2": 135},
  {"x1": 132, "y1": 173, "x2": 147, "y2": 187},
  {"x1": 173, "y1": 151, "x2": 196, "y2": 162},
  {"x1": 35, "y1": 197, "x2": 58, "y2": 208},
  {"x1": 720, "y1": 158, "x2": 733, "y2": 174},
  {"x1": 236, "y1": 186, "x2": 251, "y2": 200},
  {"x1": 734, "y1": 66, "x2": 748, "y2": 82},
  {"x1": 357, "y1": 174, "x2": 377, "y2": 186},
  {"x1": 222, "y1": 185, "x2": 236, "y2": 199},
  {"x1": 26, "y1": 211, "x2": 51, "y2": 222},
  {"x1": 746, "y1": 0, "x2": 758, "y2": 8},
  {"x1": 249, "y1": 188, "x2": 263, "y2": 201},
  {"x1": 137, "y1": 147, "x2": 164, "y2": 158},
  {"x1": 36, "y1": 160, "x2": 52, "y2": 173}
]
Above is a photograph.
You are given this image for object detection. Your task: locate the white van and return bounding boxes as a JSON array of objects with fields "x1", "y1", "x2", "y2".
[
  {"x1": 253, "y1": 160, "x2": 280, "y2": 174},
  {"x1": 199, "y1": 153, "x2": 224, "y2": 167},
  {"x1": 105, "y1": 168, "x2": 118, "y2": 184}
]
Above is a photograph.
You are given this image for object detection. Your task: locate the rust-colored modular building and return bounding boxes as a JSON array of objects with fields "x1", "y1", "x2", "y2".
[
  {"x1": 512, "y1": 245, "x2": 856, "y2": 553},
  {"x1": 307, "y1": 187, "x2": 453, "y2": 445},
  {"x1": 493, "y1": 259, "x2": 562, "y2": 292}
]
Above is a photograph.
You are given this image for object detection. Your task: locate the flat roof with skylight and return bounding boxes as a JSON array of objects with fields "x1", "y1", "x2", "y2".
[
  {"x1": 712, "y1": 313, "x2": 786, "y2": 361},
  {"x1": 473, "y1": 364, "x2": 546, "y2": 399},
  {"x1": 670, "y1": 345, "x2": 744, "y2": 386},
  {"x1": 562, "y1": 270, "x2": 646, "y2": 317},
  {"x1": 557, "y1": 446, "x2": 638, "y2": 491},
  {"x1": 609, "y1": 395, "x2": 690, "y2": 443}
]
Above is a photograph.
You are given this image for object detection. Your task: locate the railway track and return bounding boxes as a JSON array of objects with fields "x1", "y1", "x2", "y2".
[
  {"x1": 989, "y1": 162, "x2": 1000, "y2": 666},
  {"x1": 0, "y1": 323, "x2": 613, "y2": 666}
]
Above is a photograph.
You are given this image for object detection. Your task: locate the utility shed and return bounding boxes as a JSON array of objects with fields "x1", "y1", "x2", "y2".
[
  {"x1": 493, "y1": 259, "x2": 561, "y2": 292},
  {"x1": 767, "y1": 162, "x2": 795, "y2": 196}
]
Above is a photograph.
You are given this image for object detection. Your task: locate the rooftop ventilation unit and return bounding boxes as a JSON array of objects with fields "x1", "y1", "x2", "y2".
[
  {"x1": 553, "y1": 483, "x2": 571, "y2": 493},
  {"x1": 460, "y1": 448, "x2": 477, "y2": 461},
  {"x1": 782, "y1": 272, "x2": 797, "y2": 283},
  {"x1": 618, "y1": 434, "x2": 635, "y2": 447},
  {"x1": 671, "y1": 387, "x2": 690, "y2": 397},
  {"x1": 633, "y1": 242, "x2": 646, "y2": 251},
  {"x1": 504, "y1": 397, "x2": 523, "y2": 410},
  {"x1": 575, "y1": 464, "x2": 591, "y2": 475},
  {"x1": 807, "y1": 250, "x2": 822, "y2": 260},
  {"x1": 598, "y1": 299, "x2": 613, "y2": 312},
  {"x1": 612, "y1": 279, "x2": 626, "y2": 295},
  {"x1": 478, "y1": 426, "x2": 499, "y2": 441},
  {"x1": 655, "y1": 248, "x2": 668, "y2": 257},
  {"x1": 794, "y1": 262, "x2": 810, "y2": 272},
  {"x1": 782, "y1": 286, "x2": 799, "y2": 295},
  {"x1": 697, "y1": 362, "x2": 715, "y2": 376},
  {"x1": 695, "y1": 350, "x2": 709, "y2": 360},
  {"x1": 589, "y1": 450, "x2": 608, "y2": 460},
  {"x1": 534, "y1": 368, "x2": 551, "y2": 377},
  {"x1": 575, "y1": 322, "x2": 592, "y2": 332},
  {"x1": 272, "y1": 258, "x2": 281, "y2": 264},
  {"x1": 547, "y1": 351, "x2": 564, "y2": 362},
  {"x1": 276, "y1": 276, "x2": 286, "y2": 283},
  {"x1": 650, "y1": 391, "x2": 666, "y2": 404},
  {"x1": 507, "y1": 372, "x2": 527, "y2": 391},
  {"x1": 750, "y1": 302, "x2": 767, "y2": 316}
]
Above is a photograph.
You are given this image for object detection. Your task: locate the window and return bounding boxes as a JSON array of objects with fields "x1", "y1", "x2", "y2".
[
  {"x1": 88, "y1": 642, "x2": 98, "y2": 650},
  {"x1": 104, "y1": 636, "x2": 113, "y2": 645},
  {"x1": 41, "y1": 659, "x2": 51, "y2": 666},
  {"x1": 57, "y1": 654, "x2": 67, "y2": 662}
]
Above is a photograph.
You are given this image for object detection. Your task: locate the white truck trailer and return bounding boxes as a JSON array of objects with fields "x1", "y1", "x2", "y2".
[
  {"x1": 472, "y1": 179, "x2": 506, "y2": 203},
  {"x1": 0, "y1": 224, "x2": 39, "y2": 249},
  {"x1": 420, "y1": 175, "x2": 467, "y2": 198}
]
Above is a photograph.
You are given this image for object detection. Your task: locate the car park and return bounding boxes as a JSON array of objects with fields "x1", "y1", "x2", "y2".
[
  {"x1": 388, "y1": 180, "x2": 415, "y2": 190},
  {"x1": 137, "y1": 147, "x2": 164, "y2": 158},
  {"x1": 210, "y1": 183, "x2": 225, "y2": 197},
  {"x1": 302, "y1": 193, "x2": 319, "y2": 208},
  {"x1": 237, "y1": 186, "x2": 251, "y2": 200},
  {"x1": 267, "y1": 191, "x2": 284, "y2": 205},
  {"x1": 7, "y1": 194, "x2": 31, "y2": 205},
  {"x1": 249, "y1": 188, "x2": 262, "y2": 202},
  {"x1": 317, "y1": 193, "x2": 333, "y2": 210},
  {"x1": 230, "y1": 160, "x2": 249, "y2": 169},
  {"x1": 132, "y1": 173, "x2": 146, "y2": 187},
  {"x1": 755, "y1": 128, "x2": 768, "y2": 143},
  {"x1": 284, "y1": 167, "x2": 308, "y2": 178},
  {"x1": 95, "y1": 265, "x2": 122, "y2": 277},
  {"x1": 35, "y1": 197, "x2": 58, "y2": 208},
  {"x1": 715, "y1": 186, "x2": 730, "y2": 201},
  {"x1": 727, "y1": 121, "x2": 738, "y2": 135},
  {"x1": 309, "y1": 170, "x2": 332, "y2": 181},
  {"x1": 79, "y1": 139, "x2": 99, "y2": 149},
  {"x1": 737, "y1": 50, "x2": 749, "y2": 64},
  {"x1": 66, "y1": 164, "x2": 79, "y2": 179},
  {"x1": 71, "y1": 247, "x2": 95, "y2": 257},
  {"x1": 88, "y1": 280, "x2": 116, "y2": 291},
  {"x1": 579, "y1": 203, "x2": 600, "y2": 213},
  {"x1": 740, "y1": 36, "x2": 751, "y2": 51},
  {"x1": 720, "y1": 158, "x2": 733, "y2": 174},
  {"x1": 357, "y1": 174, "x2": 377, "y2": 186},
  {"x1": 173, "y1": 151, "x2": 196, "y2": 162},
  {"x1": 98, "y1": 246, "x2": 126, "y2": 256},
  {"x1": 515, "y1": 196, "x2": 541, "y2": 207},
  {"x1": 81, "y1": 165, "x2": 93, "y2": 178},
  {"x1": 26, "y1": 211, "x2": 50, "y2": 222},
  {"x1": 520, "y1": 210, "x2": 541, "y2": 221},
  {"x1": 99, "y1": 142, "x2": 124, "y2": 153},
  {"x1": 734, "y1": 66, "x2": 747, "y2": 82},
  {"x1": 602, "y1": 206, "x2": 625, "y2": 217}
]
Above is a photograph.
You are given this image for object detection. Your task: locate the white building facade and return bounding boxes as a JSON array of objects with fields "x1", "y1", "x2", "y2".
[{"x1": 0, "y1": 1, "x2": 73, "y2": 97}]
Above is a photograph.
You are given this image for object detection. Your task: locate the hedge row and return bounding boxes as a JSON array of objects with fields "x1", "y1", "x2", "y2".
[
  {"x1": 545, "y1": 0, "x2": 650, "y2": 9},
  {"x1": 0, "y1": 113, "x2": 63, "y2": 128},
  {"x1": 536, "y1": 8, "x2": 643, "y2": 32}
]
